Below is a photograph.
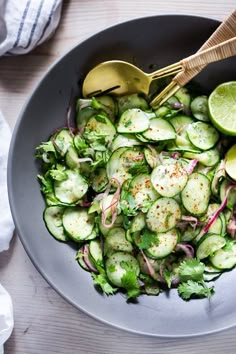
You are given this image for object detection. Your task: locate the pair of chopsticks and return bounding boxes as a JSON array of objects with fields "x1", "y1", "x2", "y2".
[{"x1": 150, "y1": 10, "x2": 236, "y2": 108}]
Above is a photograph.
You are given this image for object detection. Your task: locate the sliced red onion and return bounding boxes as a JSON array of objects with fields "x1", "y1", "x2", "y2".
[
  {"x1": 198, "y1": 184, "x2": 235, "y2": 240},
  {"x1": 82, "y1": 245, "x2": 98, "y2": 273},
  {"x1": 77, "y1": 157, "x2": 93, "y2": 163},
  {"x1": 171, "y1": 152, "x2": 181, "y2": 159},
  {"x1": 170, "y1": 102, "x2": 184, "y2": 110},
  {"x1": 66, "y1": 104, "x2": 75, "y2": 138},
  {"x1": 181, "y1": 215, "x2": 199, "y2": 228},
  {"x1": 140, "y1": 250, "x2": 156, "y2": 278},
  {"x1": 175, "y1": 243, "x2": 194, "y2": 258},
  {"x1": 101, "y1": 178, "x2": 121, "y2": 229},
  {"x1": 81, "y1": 201, "x2": 91, "y2": 207},
  {"x1": 79, "y1": 99, "x2": 92, "y2": 110},
  {"x1": 186, "y1": 159, "x2": 198, "y2": 174},
  {"x1": 227, "y1": 213, "x2": 236, "y2": 238}
]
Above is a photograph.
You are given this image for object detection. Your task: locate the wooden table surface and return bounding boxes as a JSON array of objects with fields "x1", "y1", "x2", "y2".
[{"x1": 1, "y1": 1, "x2": 236, "y2": 353}]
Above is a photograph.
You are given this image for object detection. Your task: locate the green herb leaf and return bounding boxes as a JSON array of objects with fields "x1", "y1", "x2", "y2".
[
  {"x1": 35, "y1": 141, "x2": 56, "y2": 153},
  {"x1": 136, "y1": 229, "x2": 158, "y2": 250},
  {"x1": 163, "y1": 269, "x2": 175, "y2": 288},
  {"x1": 178, "y1": 258, "x2": 205, "y2": 282},
  {"x1": 178, "y1": 280, "x2": 214, "y2": 300},
  {"x1": 37, "y1": 174, "x2": 54, "y2": 194},
  {"x1": 121, "y1": 271, "x2": 140, "y2": 299},
  {"x1": 91, "y1": 273, "x2": 117, "y2": 295},
  {"x1": 73, "y1": 135, "x2": 90, "y2": 155}
]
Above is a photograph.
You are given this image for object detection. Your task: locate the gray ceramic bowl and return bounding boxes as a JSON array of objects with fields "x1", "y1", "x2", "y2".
[{"x1": 8, "y1": 15, "x2": 236, "y2": 337}]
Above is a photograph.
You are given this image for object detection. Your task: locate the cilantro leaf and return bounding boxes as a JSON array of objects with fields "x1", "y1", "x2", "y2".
[
  {"x1": 35, "y1": 141, "x2": 56, "y2": 153},
  {"x1": 121, "y1": 271, "x2": 140, "y2": 299},
  {"x1": 178, "y1": 280, "x2": 214, "y2": 300},
  {"x1": 163, "y1": 269, "x2": 175, "y2": 288},
  {"x1": 74, "y1": 135, "x2": 88, "y2": 150},
  {"x1": 37, "y1": 173, "x2": 54, "y2": 194},
  {"x1": 91, "y1": 273, "x2": 117, "y2": 295},
  {"x1": 178, "y1": 258, "x2": 205, "y2": 282},
  {"x1": 136, "y1": 229, "x2": 159, "y2": 250}
]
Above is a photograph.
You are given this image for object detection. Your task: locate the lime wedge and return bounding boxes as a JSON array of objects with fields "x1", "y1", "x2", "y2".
[
  {"x1": 225, "y1": 144, "x2": 236, "y2": 181},
  {"x1": 208, "y1": 81, "x2": 236, "y2": 136}
]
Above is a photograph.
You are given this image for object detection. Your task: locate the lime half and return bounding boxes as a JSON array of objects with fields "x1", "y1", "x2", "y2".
[
  {"x1": 208, "y1": 81, "x2": 236, "y2": 136},
  {"x1": 225, "y1": 144, "x2": 236, "y2": 181}
]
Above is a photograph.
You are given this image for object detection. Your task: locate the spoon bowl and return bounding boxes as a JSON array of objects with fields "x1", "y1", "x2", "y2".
[{"x1": 82, "y1": 60, "x2": 181, "y2": 97}]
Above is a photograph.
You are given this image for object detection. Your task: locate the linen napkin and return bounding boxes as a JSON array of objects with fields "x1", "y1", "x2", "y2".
[{"x1": 0, "y1": 0, "x2": 63, "y2": 352}]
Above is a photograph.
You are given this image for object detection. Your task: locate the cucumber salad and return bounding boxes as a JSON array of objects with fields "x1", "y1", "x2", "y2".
[{"x1": 36, "y1": 85, "x2": 236, "y2": 301}]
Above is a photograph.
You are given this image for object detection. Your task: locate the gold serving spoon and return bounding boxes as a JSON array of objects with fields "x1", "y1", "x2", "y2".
[
  {"x1": 82, "y1": 59, "x2": 182, "y2": 97},
  {"x1": 82, "y1": 10, "x2": 236, "y2": 100}
]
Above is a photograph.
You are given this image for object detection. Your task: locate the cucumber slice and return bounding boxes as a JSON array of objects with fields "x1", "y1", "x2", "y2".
[
  {"x1": 84, "y1": 115, "x2": 116, "y2": 147},
  {"x1": 76, "y1": 104, "x2": 97, "y2": 131},
  {"x1": 53, "y1": 128, "x2": 73, "y2": 156},
  {"x1": 107, "y1": 147, "x2": 145, "y2": 185},
  {"x1": 117, "y1": 108, "x2": 150, "y2": 133},
  {"x1": 54, "y1": 170, "x2": 88, "y2": 204},
  {"x1": 123, "y1": 173, "x2": 159, "y2": 213},
  {"x1": 220, "y1": 179, "x2": 236, "y2": 210},
  {"x1": 141, "y1": 118, "x2": 176, "y2": 141},
  {"x1": 65, "y1": 146, "x2": 80, "y2": 169},
  {"x1": 145, "y1": 228, "x2": 179, "y2": 259},
  {"x1": 146, "y1": 197, "x2": 181, "y2": 233},
  {"x1": 181, "y1": 225, "x2": 201, "y2": 242},
  {"x1": 168, "y1": 115, "x2": 198, "y2": 152},
  {"x1": 62, "y1": 207, "x2": 95, "y2": 241},
  {"x1": 169, "y1": 115, "x2": 194, "y2": 134},
  {"x1": 181, "y1": 173, "x2": 211, "y2": 215},
  {"x1": 105, "y1": 251, "x2": 140, "y2": 287},
  {"x1": 210, "y1": 243, "x2": 236, "y2": 270},
  {"x1": 183, "y1": 148, "x2": 220, "y2": 167},
  {"x1": 144, "y1": 147, "x2": 159, "y2": 169},
  {"x1": 89, "y1": 239, "x2": 103, "y2": 264},
  {"x1": 91, "y1": 167, "x2": 108, "y2": 193},
  {"x1": 211, "y1": 160, "x2": 226, "y2": 196},
  {"x1": 130, "y1": 212, "x2": 146, "y2": 233},
  {"x1": 43, "y1": 206, "x2": 68, "y2": 241},
  {"x1": 196, "y1": 234, "x2": 226, "y2": 260},
  {"x1": 76, "y1": 244, "x2": 97, "y2": 272},
  {"x1": 186, "y1": 122, "x2": 219, "y2": 150},
  {"x1": 175, "y1": 87, "x2": 191, "y2": 110},
  {"x1": 190, "y1": 95, "x2": 210, "y2": 122},
  {"x1": 204, "y1": 204, "x2": 223, "y2": 235},
  {"x1": 104, "y1": 227, "x2": 133, "y2": 256},
  {"x1": 151, "y1": 161, "x2": 188, "y2": 197},
  {"x1": 110, "y1": 134, "x2": 142, "y2": 151},
  {"x1": 117, "y1": 93, "x2": 149, "y2": 115}
]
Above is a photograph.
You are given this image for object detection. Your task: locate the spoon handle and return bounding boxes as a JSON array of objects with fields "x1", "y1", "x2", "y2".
[
  {"x1": 151, "y1": 10, "x2": 236, "y2": 108},
  {"x1": 175, "y1": 9, "x2": 236, "y2": 86},
  {"x1": 181, "y1": 36, "x2": 236, "y2": 71}
]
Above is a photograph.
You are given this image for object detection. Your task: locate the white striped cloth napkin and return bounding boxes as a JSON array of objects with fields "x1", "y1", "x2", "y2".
[{"x1": 0, "y1": 1, "x2": 63, "y2": 352}]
